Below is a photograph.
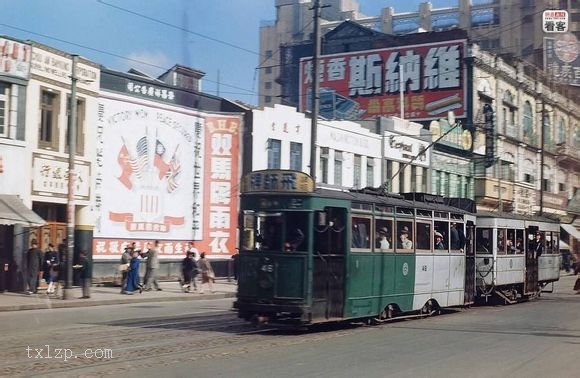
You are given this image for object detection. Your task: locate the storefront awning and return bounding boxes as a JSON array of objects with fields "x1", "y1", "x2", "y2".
[
  {"x1": 561, "y1": 223, "x2": 580, "y2": 241},
  {"x1": 0, "y1": 195, "x2": 45, "y2": 227},
  {"x1": 559, "y1": 239, "x2": 570, "y2": 250}
]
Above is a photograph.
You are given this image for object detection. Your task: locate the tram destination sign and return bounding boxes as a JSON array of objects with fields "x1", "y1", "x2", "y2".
[{"x1": 241, "y1": 170, "x2": 314, "y2": 193}]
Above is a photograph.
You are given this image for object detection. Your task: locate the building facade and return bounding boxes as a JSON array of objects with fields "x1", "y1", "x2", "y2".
[
  {"x1": 470, "y1": 43, "x2": 580, "y2": 219},
  {"x1": 259, "y1": 0, "x2": 580, "y2": 108},
  {"x1": 248, "y1": 104, "x2": 432, "y2": 194}
]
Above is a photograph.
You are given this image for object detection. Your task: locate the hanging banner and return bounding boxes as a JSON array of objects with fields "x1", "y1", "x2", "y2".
[{"x1": 483, "y1": 104, "x2": 495, "y2": 168}]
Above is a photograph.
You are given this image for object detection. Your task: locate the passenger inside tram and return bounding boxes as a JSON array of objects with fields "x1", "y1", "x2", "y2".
[
  {"x1": 434, "y1": 231, "x2": 446, "y2": 250},
  {"x1": 398, "y1": 225, "x2": 413, "y2": 250}
]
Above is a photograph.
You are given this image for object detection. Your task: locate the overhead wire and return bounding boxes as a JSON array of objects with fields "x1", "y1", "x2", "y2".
[
  {"x1": 96, "y1": 0, "x2": 260, "y2": 57},
  {"x1": 0, "y1": 22, "x2": 258, "y2": 96}
]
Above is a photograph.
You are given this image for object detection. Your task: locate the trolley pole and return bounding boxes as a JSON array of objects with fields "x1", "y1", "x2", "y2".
[
  {"x1": 309, "y1": 0, "x2": 327, "y2": 185},
  {"x1": 63, "y1": 55, "x2": 78, "y2": 300}
]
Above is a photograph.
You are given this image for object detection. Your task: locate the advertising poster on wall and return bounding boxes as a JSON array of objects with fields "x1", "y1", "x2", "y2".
[
  {"x1": 544, "y1": 34, "x2": 580, "y2": 87},
  {"x1": 198, "y1": 115, "x2": 241, "y2": 258},
  {"x1": 93, "y1": 96, "x2": 204, "y2": 258},
  {"x1": 299, "y1": 39, "x2": 467, "y2": 121}
]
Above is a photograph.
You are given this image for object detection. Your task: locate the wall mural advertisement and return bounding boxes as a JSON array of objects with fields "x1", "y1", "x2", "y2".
[
  {"x1": 299, "y1": 39, "x2": 467, "y2": 121},
  {"x1": 93, "y1": 97, "x2": 202, "y2": 258},
  {"x1": 544, "y1": 34, "x2": 580, "y2": 87},
  {"x1": 93, "y1": 97, "x2": 241, "y2": 259}
]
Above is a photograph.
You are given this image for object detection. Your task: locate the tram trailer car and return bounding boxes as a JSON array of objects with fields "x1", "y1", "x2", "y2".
[
  {"x1": 234, "y1": 170, "x2": 478, "y2": 325},
  {"x1": 475, "y1": 213, "x2": 561, "y2": 303}
]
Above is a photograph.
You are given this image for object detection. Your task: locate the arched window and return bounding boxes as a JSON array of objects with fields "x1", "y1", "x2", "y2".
[
  {"x1": 502, "y1": 90, "x2": 516, "y2": 138},
  {"x1": 543, "y1": 114, "x2": 552, "y2": 147},
  {"x1": 557, "y1": 117, "x2": 566, "y2": 145},
  {"x1": 522, "y1": 101, "x2": 535, "y2": 145},
  {"x1": 574, "y1": 125, "x2": 579, "y2": 149}
]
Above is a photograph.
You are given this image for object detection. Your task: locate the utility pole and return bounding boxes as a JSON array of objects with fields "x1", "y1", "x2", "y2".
[
  {"x1": 539, "y1": 99, "x2": 545, "y2": 216},
  {"x1": 310, "y1": 0, "x2": 327, "y2": 185},
  {"x1": 63, "y1": 55, "x2": 78, "y2": 300}
]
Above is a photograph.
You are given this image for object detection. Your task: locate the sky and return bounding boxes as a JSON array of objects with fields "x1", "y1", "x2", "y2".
[{"x1": 0, "y1": 0, "x2": 457, "y2": 105}]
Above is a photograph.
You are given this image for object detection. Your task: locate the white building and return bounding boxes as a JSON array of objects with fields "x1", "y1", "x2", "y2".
[{"x1": 250, "y1": 104, "x2": 431, "y2": 193}]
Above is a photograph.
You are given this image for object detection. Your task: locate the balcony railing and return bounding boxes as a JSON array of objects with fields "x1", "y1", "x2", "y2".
[
  {"x1": 557, "y1": 143, "x2": 580, "y2": 161},
  {"x1": 474, "y1": 177, "x2": 514, "y2": 202}
]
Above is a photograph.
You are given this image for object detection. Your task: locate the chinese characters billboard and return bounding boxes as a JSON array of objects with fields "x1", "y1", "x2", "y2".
[
  {"x1": 299, "y1": 39, "x2": 467, "y2": 121},
  {"x1": 544, "y1": 34, "x2": 580, "y2": 87}
]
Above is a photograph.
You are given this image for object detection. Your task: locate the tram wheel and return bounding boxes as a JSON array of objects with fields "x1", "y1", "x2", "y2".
[{"x1": 380, "y1": 304, "x2": 397, "y2": 320}]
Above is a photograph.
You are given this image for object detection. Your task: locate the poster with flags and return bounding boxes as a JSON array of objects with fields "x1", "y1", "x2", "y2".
[{"x1": 94, "y1": 97, "x2": 203, "y2": 249}]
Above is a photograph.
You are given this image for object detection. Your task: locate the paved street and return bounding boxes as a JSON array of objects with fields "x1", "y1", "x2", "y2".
[
  {"x1": 0, "y1": 274, "x2": 577, "y2": 377},
  {"x1": 0, "y1": 279, "x2": 237, "y2": 312}
]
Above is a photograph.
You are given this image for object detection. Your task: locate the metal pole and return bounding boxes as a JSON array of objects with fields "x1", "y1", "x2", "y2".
[
  {"x1": 539, "y1": 100, "x2": 545, "y2": 215},
  {"x1": 399, "y1": 63, "x2": 404, "y2": 119},
  {"x1": 309, "y1": 0, "x2": 321, "y2": 185},
  {"x1": 63, "y1": 55, "x2": 78, "y2": 300}
]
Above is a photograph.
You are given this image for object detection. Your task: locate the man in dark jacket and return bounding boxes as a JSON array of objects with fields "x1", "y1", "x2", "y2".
[{"x1": 26, "y1": 240, "x2": 42, "y2": 294}]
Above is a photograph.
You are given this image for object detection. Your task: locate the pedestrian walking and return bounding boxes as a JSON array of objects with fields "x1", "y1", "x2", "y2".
[
  {"x1": 26, "y1": 240, "x2": 42, "y2": 295},
  {"x1": 198, "y1": 252, "x2": 215, "y2": 294},
  {"x1": 143, "y1": 240, "x2": 161, "y2": 291},
  {"x1": 119, "y1": 244, "x2": 133, "y2": 294},
  {"x1": 124, "y1": 249, "x2": 142, "y2": 295},
  {"x1": 74, "y1": 251, "x2": 92, "y2": 299},
  {"x1": 181, "y1": 250, "x2": 195, "y2": 292},
  {"x1": 43, "y1": 243, "x2": 59, "y2": 294}
]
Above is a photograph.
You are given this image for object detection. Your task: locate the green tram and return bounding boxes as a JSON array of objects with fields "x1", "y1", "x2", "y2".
[{"x1": 234, "y1": 169, "x2": 477, "y2": 325}]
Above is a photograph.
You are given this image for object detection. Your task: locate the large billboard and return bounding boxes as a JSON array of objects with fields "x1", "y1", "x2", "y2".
[
  {"x1": 93, "y1": 95, "x2": 241, "y2": 258},
  {"x1": 544, "y1": 34, "x2": 580, "y2": 87},
  {"x1": 299, "y1": 39, "x2": 467, "y2": 121}
]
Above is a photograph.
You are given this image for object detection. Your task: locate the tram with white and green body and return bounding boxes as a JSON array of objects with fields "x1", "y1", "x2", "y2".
[{"x1": 234, "y1": 170, "x2": 477, "y2": 324}]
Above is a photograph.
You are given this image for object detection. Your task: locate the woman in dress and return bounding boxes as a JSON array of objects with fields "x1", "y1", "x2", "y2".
[
  {"x1": 125, "y1": 250, "x2": 142, "y2": 294},
  {"x1": 198, "y1": 252, "x2": 215, "y2": 294}
]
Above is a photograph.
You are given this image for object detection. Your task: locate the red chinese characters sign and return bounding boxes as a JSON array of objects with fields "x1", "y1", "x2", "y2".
[
  {"x1": 299, "y1": 39, "x2": 467, "y2": 121},
  {"x1": 197, "y1": 115, "x2": 240, "y2": 257}
]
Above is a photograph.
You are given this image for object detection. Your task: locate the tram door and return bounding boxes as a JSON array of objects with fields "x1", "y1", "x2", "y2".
[
  {"x1": 311, "y1": 208, "x2": 346, "y2": 321},
  {"x1": 464, "y1": 221, "x2": 476, "y2": 304},
  {"x1": 525, "y1": 227, "x2": 539, "y2": 294}
]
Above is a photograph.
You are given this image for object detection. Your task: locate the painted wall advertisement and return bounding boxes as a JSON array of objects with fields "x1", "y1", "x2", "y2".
[
  {"x1": 300, "y1": 39, "x2": 467, "y2": 121},
  {"x1": 93, "y1": 97, "x2": 240, "y2": 259},
  {"x1": 544, "y1": 34, "x2": 580, "y2": 87},
  {"x1": 0, "y1": 37, "x2": 31, "y2": 80}
]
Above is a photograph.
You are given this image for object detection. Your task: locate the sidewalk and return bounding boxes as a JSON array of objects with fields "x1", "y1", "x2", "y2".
[{"x1": 0, "y1": 279, "x2": 237, "y2": 312}]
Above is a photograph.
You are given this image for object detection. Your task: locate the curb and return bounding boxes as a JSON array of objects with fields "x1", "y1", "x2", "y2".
[{"x1": 0, "y1": 292, "x2": 236, "y2": 312}]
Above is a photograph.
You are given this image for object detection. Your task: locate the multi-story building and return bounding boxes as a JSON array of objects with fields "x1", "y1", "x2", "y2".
[
  {"x1": 264, "y1": 17, "x2": 580, "y2": 245},
  {"x1": 247, "y1": 104, "x2": 432, "y2": 194},
  {"x1": 0, "y1": 36, "x2": 248, "y2": 289},
  {"x1": 470, "y1": 43, "x2": 580, "y2": 219},
  {"x1": 259, "y1": 0, "x2": 580, "y2": 108},
  {"x1": 0, "y1": 38, "x2": 101, "y2": 291}
]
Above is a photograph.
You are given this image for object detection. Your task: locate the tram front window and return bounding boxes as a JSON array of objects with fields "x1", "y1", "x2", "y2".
[
  {"x1": 241, "y1": 211, "x2": 308, "y2": 252},
  {"x1": 476, "y1": 228, "x2": 492, "y2": 254}
]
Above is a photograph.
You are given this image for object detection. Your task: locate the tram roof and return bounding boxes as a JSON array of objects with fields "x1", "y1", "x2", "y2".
[
  {"x1": 314, "y1": 188, "x2": 473, "y2": 215},
  {"x1": 476, "y1": 211, "x2": 559, "y2": 224}
]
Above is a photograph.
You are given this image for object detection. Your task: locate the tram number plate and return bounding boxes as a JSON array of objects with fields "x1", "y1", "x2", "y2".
[
  {"x1": 261, "y1": 264, "x2": 274, "y2": 273},
  {"x1": 421, "y1": 265, "x2": 428, "y2": 272}
]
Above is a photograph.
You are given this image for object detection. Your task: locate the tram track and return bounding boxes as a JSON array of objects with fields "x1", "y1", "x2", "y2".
[{"x1": 0, "y1": 312, "x2": 357, "y2": 376}]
